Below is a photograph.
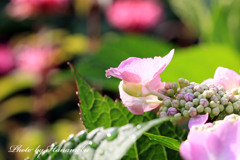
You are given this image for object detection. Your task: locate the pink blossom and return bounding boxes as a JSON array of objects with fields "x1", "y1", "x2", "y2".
[
  {"x1": 106, "y1": 49, "x2": 174, "y2": 114},
  {"x1": 6, "y1": 0, "x2": 70, "y2": 19},
  {"x1": 106, "y1": 0, "x2": 163, "y2": 31},
  {"x1": 0, "y1": 45, "x2": 15, "y2": 75},
  {"x1": 180, "y1": 114, "x2": 240, "y2": 160},
  {"x1": 202, "y1": 67, "x2": 240, "y2": 91},
  {"x1": 188, "y1": 113, "x2": 209, "y2": 129},
  {"x1": 16, "y1": 46, "x2": 53, "y2": 73}
]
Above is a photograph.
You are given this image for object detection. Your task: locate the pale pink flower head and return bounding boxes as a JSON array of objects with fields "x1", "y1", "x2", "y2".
[
  {"x1": 106, "y1": 0, "x2": 163, "y2": 31},
  {"x1": 0, "y1": 45, "x2": 15, "y2": 75},
  {"x1": 16, "y1": 46, "x2": 53, "y2": 73},
  {"x1": 180, "y1": 114, "x2": 240, "y2": 160},
  {"x1": 106, "y1": 49, "x2": 174, "y2": 114},
  {"x1": 202, "y1": 67, "x2": 240, "y2": 91}
]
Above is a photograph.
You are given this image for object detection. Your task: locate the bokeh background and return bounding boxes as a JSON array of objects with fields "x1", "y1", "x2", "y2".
[{"x1": 0, "y1": 0, "x2": 239, "y2": 159}]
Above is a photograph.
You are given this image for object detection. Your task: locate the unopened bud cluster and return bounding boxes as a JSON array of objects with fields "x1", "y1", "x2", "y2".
[{"x1": 159, "y1": 78, "x2": 240, "y2": 122}]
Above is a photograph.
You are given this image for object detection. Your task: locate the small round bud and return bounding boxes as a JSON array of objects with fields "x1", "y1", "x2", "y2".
[
  {"x1": 172, "y1": 100, "x2": 180, "y2": 108},
  {"x1": 171, "y1": 83, "x2": 178, "y2": 91},
  {"x1": 166, "y1": 89, "x2": 175, "y2": 97},
  {"x1": 233, "y1": 102, "x2": 240, "y2": 110},
  {"x1": 218, "y1": 85, "x2": 225, "y2": 92},
  {"x1": 167, "y1": 107, "x2": 178, "y2": 116},
  {"x1": 184, "y1": 93, "x2": 194, "y2": 101},
  {"x1": 160, "y1": 107, "x2": 168, "y2": 112},
  {"x1": 174, "y1": 113, "x2": 182, "y2": 121},
  {"x1": 211, "y1": 95, "x2": 219, "y2": 103},
  {"x1": 185, "y1": 102, "x2": 194, "y2": 109},
  {"x1": 212, "y1": 107, "x2": 220, "y2": 116},
  {"x1": 164, "y1": 99, "x2": 172, "y2": 107},
  {"x1": 231, "y1": 88, "x2": 238, "y2": 95},
  {"x1": 221, "y1": 97, "x2": 228, "y2": 105},
  {"x1": 225, "y1": 105, "x2": 233, "y2": 114},
  {"x1": 229, "y1": 94, "x2": 236, "y2": 102},
  {"x1": 176, "y1": 93, "x2": 184, "y2": 99},
  {"x1": 194, "y1": 92, "x2": 200, "y2": 97},
  {"x1": 198, "y1": 94, "x2": 206, "y2": 99},
  {"x1": 197, "y1": 105, "x2": 204, "y2": 113},
  {"x1": 210, "y1": 101, "x2": 217, "y2": 108},
  {"x1": 204, "y1": 107, "x2": 211, "y2": 113},
  {"x1": 201, "y1": 84, "x2": 208, "y2": 91},
  {"x1": 194, "y1": 85, "x2": 203, "y2": 93},
  {"x1": 179, "y1": 78, "x2": 189, "y2": 88},
  {"x1": 188, "y1": 107, "x2": 197, "y2": 117},
  {"x1": 200, "y1": 99, "x2": 209, "y2": 107},
  {"x1": 203, "y1": 90, "x2": 213, "y2": 99},
  {"x1": 223, "y1": 95, "x2": 230, "y2": 101},
  {"x1": 186, "y1": 89, "x2": 193, "y2": 93},
  {"x1": 160, "y1": 112, "x2": 167, "y2": 118},
  {"x1": 165, "y1": 83, "x2": 172, "y2": 90},
  {"x1": 182, "y1": 110, "x2": 189, "y2": 117},
  {"x1": 219, "y1": 105, "x2": 224, "y2": 111},
  {"x1": 180, "y1": 100, "x2": 186, "y2": 107},
  {"x1": 218, "y1": 91, "x2": 225, "y2": 97},
  {"x1": 209, "y1": 85, "x2": 219, "y2": 93},
  {"x1": 193, "y1": 98, "x2": 199, "y2": 106}
]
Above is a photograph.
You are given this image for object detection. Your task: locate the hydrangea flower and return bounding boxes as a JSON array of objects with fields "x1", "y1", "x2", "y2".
[
  {"x1": 106, "y1": 49, "x2": 174, "y2": 114},
  {"x1": 202, "y1": 67, "x2": 240, "y2": 91},
  {"x1": 106, "y1": 0, "x2": 163, "y2": 31},
  {"x1": 180, "y1": 114, "x2": 240, "y2": 160},
  {"x1": 0, "y1": 45, "x2": 15, "y2": 75}
]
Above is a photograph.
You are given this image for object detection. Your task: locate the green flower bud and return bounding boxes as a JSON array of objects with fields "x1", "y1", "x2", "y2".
[
  {"x1": 223, "y1": 95, "x2": 230, "y2": 101},
  {"x1": 210, "y1": 101, "x2": 217, "y2": 108},
  {"x1": 204, "y1": 107, "x2": 211, "y2": 114},
  {"x1": 194, "y1": 85, "x2": 203, "y2": 93},
  {"x1": 194, "y1": 92, "x2": 200, "y2": 97},
  {"x1": 211, "y1": 95, "x2": 219, "y2": 103},
  {"x1": 193, "y1": 98, "x2": 199, "y2": 106},
  {"x1": 174, "y1": 113, "x2": 182, "y2": 121},
  {"x1": 164, "y1": 99, "x2": 172, "y2": 107},
  {"x1": 231, "y1": 88, "x2": 238, "y2": 95},
  {"x1": 165, "y1": 83, "x2": 172, "y2": 90},
  {"x1": 233, "y1": 102, "x2": 240, "y2": 110},
  {"x1": 187, "y1": 89, "x2": 193, "y2": 93},
  {"x1": 212, "y1": 107, "x2": 220, "y2": 116},
  {"x1": 198, "y1": 94, "x2": 206, "y2": 99},
  {"x1": 180, "y1": 100, "x2": 186, "y2": 107},
  {"x1": 200, "y1": 99, "x2": 209, "y2": 107},
  {"x1": 172, "y1": 100, "x2": 180, "y2": 108},
  {"x1": 197, "y1": 105, "x2": 204, "y2": 113},
  {"x1": 203, "y1": 90, "x2": 213, "y2": 99},
  {"x1": 166, "y1": 89, "x2": 175, "y2": 97},
  {"x1": 161, "y1": 107, "x2": 168, "y2": 112},
  {"x1": 225, "y1": 105, "x2": 233, "y2": 114},
  {"x1": 183, "y1": 110, "x2": 189, "y2": 117},
  {"x1": 185, "y1": 102, "x2": 194, "y2": 109},
  {"x1": 219, "y1": 104, "x2": 224, "y2": 111},
  {"x1": 221, "y1": 97, "x2": 228, "y2": 105},
  {"x1": 171, "y1": 83, "x2": 178, "y2": 92},
  {"x1": 218, "y1": 91, "x2": 225, "y2": 97},
  {"x1": 200, "y1": 84, "x2": 208, "y2": 91},
  {"x1": 160, "y1": 112, "x2": 167, "y2": 118}
]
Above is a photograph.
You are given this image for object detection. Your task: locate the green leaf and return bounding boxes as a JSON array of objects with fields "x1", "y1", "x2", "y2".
[
  {"x1": 69, "y1": 63, "x2": 187, "y2": 159},
  {"x1": 29, "y1": 118, "x2": 170, "y2": 160},
  {"x1": 144, "y1": 133, "x2": 181, "y2": 152}
]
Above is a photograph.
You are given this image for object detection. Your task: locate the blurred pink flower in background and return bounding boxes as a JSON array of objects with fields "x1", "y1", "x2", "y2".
[
  {"x1": 106, "y1": 49, "x2": 174, "y2": 114},
  {"x1": 106, "y1": 0, "x2": 163, "y2": 31},
  {"x1": 180, "y1": 114, "x2": 240, "y2": 160},
  {"x1": 6, "y1": 0, "x2": 70, "y2": 19},
  {"x1": 202, "y1": 67, "x2": 240, "y2": 91},
  {"x1": 16, "y1": 46, "x2": 54, "y2": 73},
  {"x1": 0, "y1": 44, "x2": 15, "y2": 75}
]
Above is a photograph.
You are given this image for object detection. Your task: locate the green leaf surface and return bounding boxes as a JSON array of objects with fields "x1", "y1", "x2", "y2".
[
  {"x1": 69, "y1": 63, "x2": 187, "y2": 159},
  {"x1": 29, "y1": 118, "x2": 169, "y2": 160},
  {"x1": 144, "y1": 133, "x2": 181, "y2": 152}
]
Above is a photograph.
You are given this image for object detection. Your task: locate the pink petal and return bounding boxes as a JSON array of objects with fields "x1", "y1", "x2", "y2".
[
  {"x1": 202, "y1": 78, "x2": 216, "y2": 85},
  {"x1": 188, "y1": 113, "x2": 209, "y2": 129},
  {"x1": 119, "y1": 81, "x2": 160, "y2": 115},
  {"x1": 213, "y1": 67, "x2": 240, "y2": 91}
]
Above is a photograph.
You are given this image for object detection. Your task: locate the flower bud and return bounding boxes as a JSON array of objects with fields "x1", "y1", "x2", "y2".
[
  {"x1": 229, "y1": 94, "x2": 236, "y2": 102},
  {"x1": 163, "y1": 98, "x2": 172, "y2": 107},
  {"x1": 165, "y1": 83, "x2": 172, "y2": 90},
  {"x1": 218, "y1": 91, "x2": 225, "y2": 97},
  {"x1": 221, "y1": 97, "x2": 228, "y2": 105},
  {"x1": 193, "y1": 98, "x2": 199, "y2": 106},
  {"x1": 183, "y1": 110, "x2": 189, "y2": 117},
  {"x1": 160, "y1": 106, "x2": 168, "y2": 112},
  {"x1": 171, "y1": 83, "x2": 178, "y2": 92},
  {"x1": 187, "y1": 89, "x2": 193, "y2": 93},
  {"x1": 212, "y1": 107, "x2": 220, "y2": 116},
  {"x1": 166, "y1": 89, "x2": 175, "y2": 97},
  {"x1": 203, "y1": 90, "x2": 213, "y2": 99},
  {"x1": 179, "y1": 78, "x2": 189, "y2": 88},
  {"x1": 200, "y1": 84, "x2": 208, "y2": 91},
  {"x1": 194, "y1": 85, "x2": 203, "y2": 93},
  {"x1": 185, "y1": 102, "x2": 194, "y2": 109},
  {"x1": 198, "y1": 94, "x2": 206, "y2": 99},
  {"x1": 219, "y1": 105, "x2": 224, "y2": 111},
  {"x1": 194, "y1": 92, "x2": 200, "y2": 97},
  {"x1": 179, "y1": 100, "x2": 186, "y2": 107},
  {"x1": 184, "y1": 93, "x2": 194, "y2": 101},
  {"x1": 209, "y1": 85, "x2": 219, "y2": 93},
  {"x1": 197, "y1": 105, "x2": 204, "y2": 113},
  {"x1": 176, "y1": 93, "x2": 184, "y2": 99},
  {"x1": 210, "y1": 101, "x2": 217, "y2": 108},
  {"x1": 188, "y1": 107, "x2": 197, "y2": 117},
  {"x1": 204, "y1": 107, "x2": 211, "y2": 113},
  {"x1": 231, "y1": 88, "x2": 238, "y2": 95},
  {"x1": 167, "y1": 107, "x2": 178, "y2": 116},
  {"x1": 225, "y1": 105, "x2": 233, "y2": 114},
  {"x1": 174, "y1": 113, "x2": 182, "y2": 121},
  {"x1": 233, "y1": 102, "x2": 240, "y2": 110},
  {"x1": 160, "y1": 112, "x2": 167, "y2": 118},
  {"x1": 172, "y1": 100, "x2": 180, "y2": 108},
  {"x1": 200, "y1": 99, "x2": 209, "y2": 107}
]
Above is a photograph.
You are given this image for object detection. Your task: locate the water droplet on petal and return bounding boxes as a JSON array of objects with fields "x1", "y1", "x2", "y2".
[
  {"x1": 105, "y1": 73, "x2": 111, "y2": 78},
  {"x1": 106, "y1": 127, "x2": 118, "y2": 141}
]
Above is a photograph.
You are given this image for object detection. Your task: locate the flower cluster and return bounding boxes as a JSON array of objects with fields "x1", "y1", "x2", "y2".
[{"x1": 180, "y1": 114, "x2": 240, "y2": 160}]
